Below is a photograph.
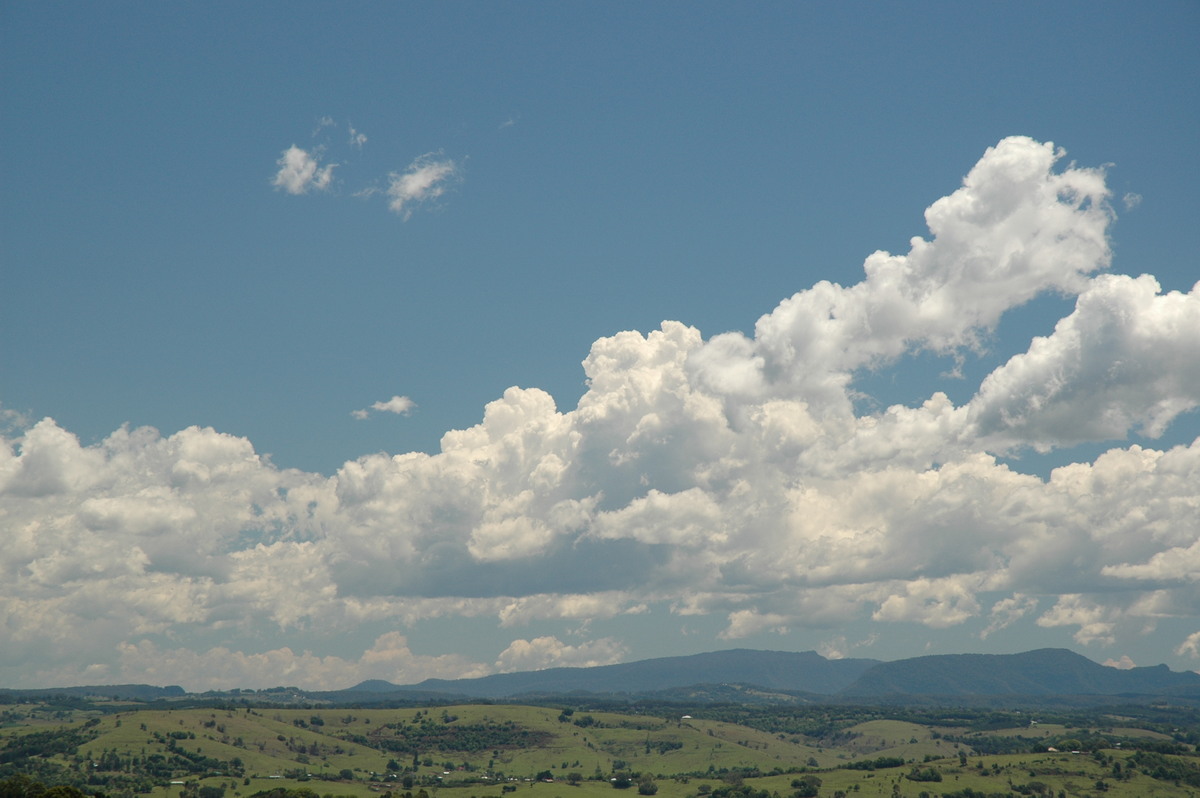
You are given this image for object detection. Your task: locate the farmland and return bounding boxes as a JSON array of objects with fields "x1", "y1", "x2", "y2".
[{"x1": 3, "y1": 698, "x2": 1200, "y2": 798}]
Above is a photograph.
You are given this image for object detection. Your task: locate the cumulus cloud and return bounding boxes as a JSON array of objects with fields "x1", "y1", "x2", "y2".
[
  {"x1": 62, "y1": 633, "x2": 487, "y2": 692},
  {"x1": 719, "y1": 610, "x2": 791, "y2": 639},
  {"x1": 494, "y1": 636, "x2": 627, "y2": 672},
  {"x1": 387, "y1": 153, "x2": 460, "y2": 219},
  {"x1": 1036, "y1": 595, "x2": 1118, "y2": 646},
  {"x1": 689, "y1": 136, "x2": 1111, "y2": 412},
  {"x1": 968, "y1": 276, "x2": 1200, "y2": 450},
  {"x1": 272, "y1": 145, "x2": 336, "y2": 194},
  {"x1": 352, "y1": 395, "x2": 417, "y2": 420},
  {"x1": 6, "y1": 137, "x2": 1200, "y2": 687},
  {"x1": 272, "y1": 123, "x2": 460, "y2": 220}
]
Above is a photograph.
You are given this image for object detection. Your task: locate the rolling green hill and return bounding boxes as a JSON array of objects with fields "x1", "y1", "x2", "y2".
[{"x1": 4, "y1": 697, "x2": 1200, "y2": 798}]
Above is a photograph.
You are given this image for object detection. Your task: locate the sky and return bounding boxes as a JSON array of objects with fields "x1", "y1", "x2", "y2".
[{"x1": 2, "y1": 2, "x2": 1200, "y2": 691}]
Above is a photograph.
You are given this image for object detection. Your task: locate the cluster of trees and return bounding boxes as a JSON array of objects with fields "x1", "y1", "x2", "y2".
[
  {"x1": 683, "y1": 702, "x2": 1200, "y2": 754},
  {"x1": 1, "y1": 726, "x2": 100, "y2": 765},
  {"x1": 342, "y1": 719, "x2": 550, "y2": 755},
  {"x1": 607, "y1": 773, "x2": 657, "y2": 794},
  {"x1": 903, "y1": 765, "x2": 942, "y2": 782},
  {"x1": 842, "y1": 756, "x2": 904, "y2": 771},
  {"x1": 788, "y1": 776, "x2": 822, "y2": 797},
  {"x1": 1130, "y1": 750, "x2": 1200, "y2": 787},
  {"x1": 0, "y1": 775, "x2": 89, "y2": 798}
]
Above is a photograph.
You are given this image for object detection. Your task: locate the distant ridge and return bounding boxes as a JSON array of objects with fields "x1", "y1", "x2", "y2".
[
  {"x1": 838, "y1": 648, "x2": 1200, "y2": 699},
  {"x1": 355, "y1": 648, "x2": 880, "y2": 699},
  {"x1": 342, "y1": 648, "x2": 1200, "y2": 705},
  {"x1": 0, "y1": 684, "x2": 186, "y2": 702},
  {"x1": 6, "y1": 649, "x2": 1200, "y2": 707}
]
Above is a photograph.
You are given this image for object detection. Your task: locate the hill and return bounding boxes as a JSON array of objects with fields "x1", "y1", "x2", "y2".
[
  {"x1": 0, "y1": 683, "x2": 186, "y2": 702},
  {"x1": 6, "y1": 648, "x2": 1200, "y2": 708},
  {"x1": 4, "y1": 698, "x2": 1200, "y2": 798},
  {"x1": 839, "y1": 648, "x2": 1200, "y2": 700},
  {"x1": 351, "y1": 648, "x2": 879, "y2": 699}
]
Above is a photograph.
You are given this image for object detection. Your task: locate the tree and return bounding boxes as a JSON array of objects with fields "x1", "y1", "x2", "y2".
[
  {"x1": 40, "y1": 789, "x2": 86, "y2": 798},
  {"x1": 904, "y1": 766, "x2": 942, "y2": 783},
  {"x1": 637, "y1": 777, "x2": 657, "y2": 796},
  {"x1": 791, "y1": 775, "x2": 821, "y2": 797},
  {"x1": 567, "y1": 773, "x2": 583, "y2": 786}
]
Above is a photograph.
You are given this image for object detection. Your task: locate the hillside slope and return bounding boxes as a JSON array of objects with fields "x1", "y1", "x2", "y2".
[
  {"x1": 839, "y1": 648, "x2": 1200, "y2": 698},
  {"x1": 354, "y1": 648, "x2": 880, "y2": 698}
]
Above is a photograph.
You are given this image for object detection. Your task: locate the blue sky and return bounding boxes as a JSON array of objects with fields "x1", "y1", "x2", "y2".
[{"x1": 2, "y1": 2, "x2": 1199, "y2": 690}]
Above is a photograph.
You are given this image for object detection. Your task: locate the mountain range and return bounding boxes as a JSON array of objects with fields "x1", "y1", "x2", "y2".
[
  {"x1": 327, "y1": 647, "x2": 1200, "y2": 706},
  {"x1": 364, "y1": 648, "x2": 879, "y2": 699},
  {"x1": 5, "y1": 648, "x2": 1200, "y2": 707}
]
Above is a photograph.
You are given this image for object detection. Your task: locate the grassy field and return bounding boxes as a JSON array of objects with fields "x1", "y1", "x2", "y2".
[{"x1": 3, "y1": 700, "x2": 1200, "y2": 798}]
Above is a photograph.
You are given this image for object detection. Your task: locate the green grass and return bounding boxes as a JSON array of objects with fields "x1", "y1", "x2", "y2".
[{"x1": 4, "y1": 702, "x2": 1200, "y2": 798}]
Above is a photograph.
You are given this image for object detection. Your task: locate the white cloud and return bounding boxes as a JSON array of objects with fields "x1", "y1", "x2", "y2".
[
  {"x1": 6, "y1": 137, "x2": 1200, "y2": 686},
  {"x1": 1103, "y1": 655, "x2": 1136, "y2": 669},
  {"x1": 494, "y1": 635, "x2": 627, "y2": 672},
  {"x1": 689, "y1": 136, "x2": 1112, "y2": 412},
  {"x1": 272, "y1": 123, "x2": 461, "y2": 220},
  {"x1": 719, "y1": 610, "x2": 791, "y2": 639},
  {"x1": 817, "y1": 637, "x2": 847, "y2": 659},
  {"x1": 981, "y1": 594, "x2": 1038, "y2": 639},
  {"x1": 272, "y1": 145, "x2": 336, "y2": 195},
  {"x1": 968, "y1": 275, "x2": 1200, "y2": 450},
  {"x1": 0, "y1": 403, "x2": 31, "y2": 433},
  {"x1": 872, "y1": 577, "x2": 982, "y2": 628},
  {"x1": 109, "y1": 633, "x2": 486, "y2": 692},
  {"x1": 1036, "y1": 595, "x2": 1118, "y2": 646},
  {"x1": 387, "y1": 153, "x2": 461, "y2": 219},
  {"x1": 818, "y1": 633, "x2": 878, "y2": 660},
  {"x1": 352, "y1": 395, "x2": 417, "y2": 420},
  {"x1": 1178, "y1": 631, "x2": 1200, "y2": 659},
  {"x1": 497, "y1": 592, "x2": 646, "y2": 628}
]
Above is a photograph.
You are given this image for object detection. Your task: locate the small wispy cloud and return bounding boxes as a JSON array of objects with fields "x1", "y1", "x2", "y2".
[
  {"x1": 272, "y1": 145, "x2": 335, "y2": 195},
  {"x1": 0, "y1": 403, "x2": 31, "y2": 433},
  {"x1": 273, "y1": 118, "x2": 462, "y2": 220},
  {"x1": 1178, "y1": 631, "x2": 1200, "y2": 659},
  {"x1": 312, "y1": 116, "x2": 335, "y2": 136},
  {"x1": 352, "y1": 395, "x2": 416, "y2": 420},
  {"x1": 387, "y1": 153, "x2": 461, "y2": 219},
  {"x1": 818, "y1": 633, "x2": 877, "y2": 660},
  {"x1": 981, "y1": 594, "x2": 1038, "y2": 639},
  {"x1": 1123, "y1": 192, "x2": 1143, "y2": 210}
]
